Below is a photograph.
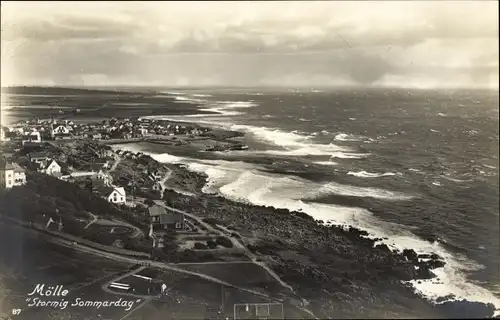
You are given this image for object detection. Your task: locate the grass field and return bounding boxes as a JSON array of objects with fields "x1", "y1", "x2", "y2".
[{"x1": 177, "y1": 262, "x2": 285, "y2": 294}]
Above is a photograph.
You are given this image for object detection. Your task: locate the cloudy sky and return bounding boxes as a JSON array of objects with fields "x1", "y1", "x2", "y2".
[{"x1": 1, "y1": 1, "x2": 498, "y2": 88}]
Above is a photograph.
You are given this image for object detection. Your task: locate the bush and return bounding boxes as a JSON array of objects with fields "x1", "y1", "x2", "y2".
[
  {"x1": 144, "y1": 198, "x2": 155, "y2": 207},
  {"x1": 194, "y1": 242, "x2": 208, "y2": 250},
  {"x1": 202, "y1": 217, "x2": 225, "y2": 226},
  {"x1": 215, "y1": 236, "x2": 233, "y2": 248},
  {"x1": 206, "y1": 239, "x2": 217, "y2": 249}
]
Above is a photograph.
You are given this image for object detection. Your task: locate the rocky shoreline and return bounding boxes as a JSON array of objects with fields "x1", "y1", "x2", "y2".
[{"x1": 145, "y1": 153, "x2": 497, "y2": 318}]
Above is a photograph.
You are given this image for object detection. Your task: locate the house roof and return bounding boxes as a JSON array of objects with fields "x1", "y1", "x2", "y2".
[
  {"x1": 12, "y1": 163, "x2": 25, "y2": 173},
  {"x1": 114, "y1": 187, "x2": 126, "y2": 197},
  {"x1": 29, "y1": 152, "x2": 48, "y2": 159},
  {"x1": 160, "y1": 211, "x2": 183, "y2": 225},
  {"x1": 47, "y1": 160, "x2": 60, "y2": 168},
  {"x1": 93, "y1": 182, "x2": 114, "y2": 197},
  {"x1": 148, "y1": 205, "x2": 183, "y2": 224},
  {"x1": 0, "y1": 158, "x2": 15, "y2": 171},
  {"x1": 148, "y1": 204, "x2": 166, "y2": 217}
]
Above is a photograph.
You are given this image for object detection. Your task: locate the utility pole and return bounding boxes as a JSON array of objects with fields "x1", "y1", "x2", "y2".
[{"x1": 128, "y1": 178, "x2": 136, "y2": 206}]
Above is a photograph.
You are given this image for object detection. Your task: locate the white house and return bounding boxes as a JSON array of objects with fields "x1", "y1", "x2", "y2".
[
  {"x1": 0, "y1": 127, "x2": 10, "y2": 142},
  {"x1": 96, "y1": 170, "x2": 111, "y2": 185},
  {"x1": 12, "y1": 163, "x2": 26, "y2": 186},
  {"x1": 45, "y1": 160, "x2": 62, "y2": 176},
  {"x1": 0, "y1": 160, "x2": 15, "y2": 189},
  {"x1": 22, "y1": 130, "x2": 42, "y2": 145},
  {"x1": 107, "y1": 187, "x2": 126, "y2": 204},
  {"x1": 51, "y1": 125, "x2": 70, "y2": 137},
  {"x1": 29, "y1": 152, "x2": 49, "y2": 164}
]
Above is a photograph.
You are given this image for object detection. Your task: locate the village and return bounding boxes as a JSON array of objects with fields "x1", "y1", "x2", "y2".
[
  {"x1": 0, "y1": 114, "x2": 302, "y2": 319},
  {"x1": 0, "y1": 116, "x2": 255, "y2": 256}
]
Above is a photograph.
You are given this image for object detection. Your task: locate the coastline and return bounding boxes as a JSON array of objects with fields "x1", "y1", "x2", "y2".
[
  {"x1": 109, "y1": 139, "x2": 498, "y2": 318},
  {"x1": 2, "y1": 86, "x2": 498, "y2": 318}
]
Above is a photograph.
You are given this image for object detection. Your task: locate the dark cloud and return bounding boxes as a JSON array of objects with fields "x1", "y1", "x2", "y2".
[
  {"x1": 2, "y1": 15, "x2": 140, "y2": 42},
  {"x1": 1, "y1": 1, "x2": 498, "y2": 88}
]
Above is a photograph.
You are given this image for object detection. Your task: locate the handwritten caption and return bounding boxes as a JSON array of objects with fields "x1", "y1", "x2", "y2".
[{"x1": 19, "y1": 284, "x2": 140, "y2": 312}]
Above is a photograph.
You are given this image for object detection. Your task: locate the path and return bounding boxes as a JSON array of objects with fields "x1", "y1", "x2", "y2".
[
  {"x1": 152, "y1": 200, "x2": 296, "y2": 293},
  {"x1": 159, "y1": 168, "x2": 196, "y2": 197},
  {"x1": 84, "y1": 211, "x2": 98, "y2": 229},
  {"x1": 43, "y1": 234, "x2": 274, "y2": 300}
]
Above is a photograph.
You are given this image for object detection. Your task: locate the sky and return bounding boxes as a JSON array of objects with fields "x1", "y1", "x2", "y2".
[{"x1": 1, "y1": 1, "x2": 499, "y2": 89}]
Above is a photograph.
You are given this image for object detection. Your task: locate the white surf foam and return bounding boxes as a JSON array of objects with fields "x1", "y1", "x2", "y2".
[
  {"x1": 334, "y1": 133, "x2": 365, "y2": 142},
  {"x1": 347, "y1": 170, "x2": 399, "y2": 178},
  {"x1": 153, "y1": 155, "x2": 500, "y2": 315},
  {"x1": 174, "y1": 96, "x2": 205, "y2": 104},
  {"x1": 229, "y1": 124, "x2": 371, "y2": 159},
  {"x1": 314, "y1": 161, "x2": 338, "y2": 166},
  {"x1": 330, "y1": 152, "x2": 370, "y2": 159},
  {"x1": 192, "y1": 94, "x2": 212, "y2": 97}
]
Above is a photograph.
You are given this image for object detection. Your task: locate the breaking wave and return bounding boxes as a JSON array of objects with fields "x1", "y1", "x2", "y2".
[
  {"x1": 334, "y1": 133, "x2": 366, "y2": 142},
  {"x1": 347, "y1": 171, "x2": 399, "y2": 178}
]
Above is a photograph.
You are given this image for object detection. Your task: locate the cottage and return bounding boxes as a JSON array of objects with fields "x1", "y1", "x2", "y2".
[
  {"x1": 12, "y1": 163, "x2": 27, "y2": 186},
  {"x1": 45, "y1": 160, "x2": 62, "y2": 176},
  {"x1": 52, "y1": 125, "x2": 70, "y2": 136},
  {"x1": 152, "y1": 181, "x2": 164, "y2": 192},
  {"x1": 22, "y1": 130, "x2": 42, "y2": 145},
  {"x1": 108, "y1": 187, "x2": 126, "y2": 204},
  {"x1": 86, "y1": 131, "x2": 102, "y2": 140},
  {"x1": 148, "y1": 204, "x2": 185, "y2": 230},
  {"x1": 0, "y1": 127, "x2": 10, "y2": 142},
  {"x1": 0, "y1": 159, "x2": 15, "y2": 189},
  {"x1": 29, "y1": 152, "x2": 49, "y2": 164}
]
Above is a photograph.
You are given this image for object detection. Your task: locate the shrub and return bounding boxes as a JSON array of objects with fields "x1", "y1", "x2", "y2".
[
  {"x1": 194, "y1": 242, "x2": 208, "y2": 250},
  {"x1": 215, "y1": 236, "x2": 233, "y2": 248},
  {"x1": 206, "y1": 240, "x2": 217, "y2": 249}
]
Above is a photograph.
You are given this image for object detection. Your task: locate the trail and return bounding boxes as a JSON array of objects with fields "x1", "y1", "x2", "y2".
[
  {"x1": 151, "y1": 200, "x2": 314, "y2": 314},
  {"x1": 84, "y1": 211, "x2": 98, "y2": 229}
]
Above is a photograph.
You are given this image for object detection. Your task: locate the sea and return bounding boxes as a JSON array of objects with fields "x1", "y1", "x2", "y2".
[
  {"x1": 115, "y1": 87, "x2": 500, "y2": 315},
  {"x1": 3, "y1": 87, "x2": 499, "y2": 315}
]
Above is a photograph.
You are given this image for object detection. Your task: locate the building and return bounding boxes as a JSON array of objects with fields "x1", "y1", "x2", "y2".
[
  {"x1": 45, "y1": 160, "x2": 62, "y2": 176},
  {"x1": 1, "y1": 127, "x2": 10, "y2": 142},
  {"x1": 29, "y1": 152, "x2": 49, "y2": 164},
  {"x1": 148, "y1": 204, "x2": 185, "y2": 230},
  {"x1": 12, "y1": 163, "x2": 27, "y2": 186},
  {"x1": 152, "y1": 181, "x2": 164, "y2": 192},
  {"x1": 96, "y1": 170, "x2": 111, "y2": 185},
  {"x1": 108, "y1": 187, "x2": 126, "y2": 204},
  {"x1": 86, "y1": 131, "x2": 102, "y2": 140},
  {"x1": 0, "y1": 159, "x2": 15, "y2": 189},
  {"x1": 22, "y1": 130, "x2": 42, "y2": 145},
  {"x1": 52, "y1": 125, "x2": 70, "y2": 137}
]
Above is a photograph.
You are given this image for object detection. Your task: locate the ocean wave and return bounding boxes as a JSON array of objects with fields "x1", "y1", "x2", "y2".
[
  {"x1": 199, "y1": 101, "x2": 259, "y2": 117},
  {"x1": 150, "y1": 149, "x2": 500, "y2": 315},
  {"x1": 230, "y1": 124, "x2": 361, "y2": 158},
  {"x1": 316, "y1": 181, "x2": 414, "y2": 201},
  {"x1": 347, "y1": 170, "x2": 399, "y2": 178},
  {"x1": 174, "y1": 96, "x2": 206, "y2": 104},
  {"x1": 334, "y1": 133, "x2": 366, "y2": 142},
  {"x1": 330, "y1": 152, "x2": 370, "y2": 159},
  {"x1": 314, "y1": 161, "x2": 338, "y2": 166},
  {"x1": 192, "y1": 94, "x2": 212, "y2": 97}
]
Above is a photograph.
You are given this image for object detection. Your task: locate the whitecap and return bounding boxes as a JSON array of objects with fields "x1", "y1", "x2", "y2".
[
  {"x1": 314, "y1": 161, "x2": 338, "y2": 166},
  {"x1": 347, "y1": 171, "x2": 398, "y2": 178},
  {"x1": 330, "y1": 152, "x2": 370, "y2": 159},
  {"x1": 151, "y1": 152, "x2": 500, "y2": 315},
  {"x1": 334, "y1": 133, "x2": 366, "y2": 142}
]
